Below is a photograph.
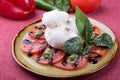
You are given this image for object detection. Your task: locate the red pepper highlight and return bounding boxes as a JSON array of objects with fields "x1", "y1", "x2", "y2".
[{"x1": 0, "y1": 0, "x2": 36, "y2": 19}]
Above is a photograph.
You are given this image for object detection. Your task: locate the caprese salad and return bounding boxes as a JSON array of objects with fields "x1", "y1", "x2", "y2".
[{"x1": 20, "y1": 7, "x2": 113, "y2": 71}]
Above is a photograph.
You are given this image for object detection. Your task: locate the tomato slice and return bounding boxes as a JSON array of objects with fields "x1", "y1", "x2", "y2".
[
  {"x1": 52, "y1": 50, "x2": 65, "y2": 64},
  {"x1": 93, "y1": 25, "x2": 100, "y2": 35},
  {"x1": 34, "y1": 50, "x2": 65, "y2": 64},
  {"x1": 90, "y1": 46, "x2": 108, "y2": 56},
  {"x1": 28, "y1": 25, "x2": 46, "y2": 39},
  {"x1": 53, "y1": 56, "x2": 87, "y2": 71},
  {"x1": 20, "y1": 42, "x2": 32, "y2": 54},
  {"x1": 20, "y1": 37, "x2": 47, "y2": 54}
]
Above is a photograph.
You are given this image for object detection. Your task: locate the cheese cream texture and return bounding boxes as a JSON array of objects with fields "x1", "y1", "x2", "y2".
[{"x1": 42, "y1": 10, "x2": 79, "y2": 49}]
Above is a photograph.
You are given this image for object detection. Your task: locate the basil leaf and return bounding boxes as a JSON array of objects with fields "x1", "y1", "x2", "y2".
[
  {"x1": 83, "y1": 45, "x2": 92, "y2": 58},
  {"x1": 92, "y1": 33, "x2": 113, "y2": 48},
  {"x1": 83, "y1": 22, "x2": 93, "y2": 42},
  {"x1": 75, "y1": 7, "x2": 93, "y2": 42},
  {"x1": 50, "y1": 0, "x2": 70, "y2": 11},
  {"x1": 62, "y1": 37, "x2": 83, "y2": 54}
]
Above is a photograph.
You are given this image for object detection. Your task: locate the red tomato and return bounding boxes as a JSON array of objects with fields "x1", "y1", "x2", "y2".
[
  {"x1": 53, "y1": 56, "x2": 88, "y2": 71},
  {"x1": 93, "y1": 25, "x2": 100, "y2": 35},
  {"x1": 70, "y1": 0, "x2": 102, "y2": 13},
  {"x1": 20, "y1": 37, "x2": 47, "y2": 54},
  {"x1": 34, "y1": 50, "x2": 65, "y2": 64},
  {"x1": 90, "y1": 46, "x2": 108, "y2": 56},
  {"x1": 28, "y1": 25, "x2": 46, "y2": 40}
]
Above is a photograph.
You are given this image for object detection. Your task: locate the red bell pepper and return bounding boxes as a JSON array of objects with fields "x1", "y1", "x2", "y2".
[{"x1": 0, "y1": 0, "x2": 36, "y2": 19}]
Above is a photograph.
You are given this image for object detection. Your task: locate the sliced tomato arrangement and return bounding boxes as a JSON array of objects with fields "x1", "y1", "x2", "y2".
[
  {"x1": 20, "y1": 24, "x2": 47, "y2": 55},
  {"x1": 20, "y1": 24, "x2": 109, "y2": 71}
]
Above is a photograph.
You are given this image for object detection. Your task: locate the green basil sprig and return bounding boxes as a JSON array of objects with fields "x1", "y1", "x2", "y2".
[
  {"x1": 62, "y1": 7, "x2": 113, "y2": 57},
  {"x1": 90, "y1": 33, "x2": 113, "y2": 48}
]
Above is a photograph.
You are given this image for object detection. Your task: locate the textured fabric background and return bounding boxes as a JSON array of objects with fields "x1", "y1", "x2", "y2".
[{"x1": 0, "y1": 0, "x2": 120, "y2": 80}]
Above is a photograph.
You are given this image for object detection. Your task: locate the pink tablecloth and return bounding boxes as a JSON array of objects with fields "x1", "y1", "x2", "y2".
[{"x1": 0, "y1": 0, "x2": 120, "y2": 80}]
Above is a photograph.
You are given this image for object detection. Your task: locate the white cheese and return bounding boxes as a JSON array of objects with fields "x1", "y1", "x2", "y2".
[{"x1": 42, "y1": 10, "x2": 79, "y2": 49}]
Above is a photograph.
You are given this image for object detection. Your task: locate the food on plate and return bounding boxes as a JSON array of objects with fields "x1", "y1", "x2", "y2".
[
  {"x1": 20, "y1": 7, "x2": 113, "y2": 71},
  {"x1": 70, "y1": 0, "x2": 102, "y2": 13},
  {"x1": 0, "y1": 0, "x2": 36, "y2": 19}
]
